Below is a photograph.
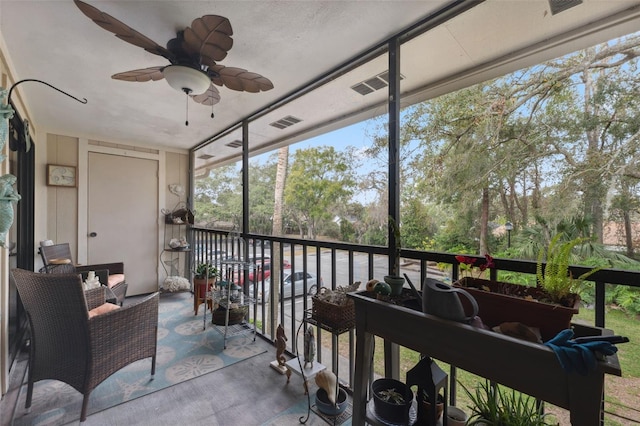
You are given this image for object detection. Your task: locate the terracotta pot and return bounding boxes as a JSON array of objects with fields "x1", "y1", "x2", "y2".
[
  {"x1": 416, "y1": 393, "x2": 444, "y2": 425},
  {"x1": 454, "y1": 277, "x2": 579, "y2": 341},
  {"x1": 194, "y1": 277, "x2": 215, "y2": 298},
  {"x1": 193, "y1": 278, "x2": 216, "y2": 315}
]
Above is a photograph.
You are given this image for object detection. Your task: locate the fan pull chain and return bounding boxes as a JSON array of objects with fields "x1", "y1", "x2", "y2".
[
  {"x1": 211, "y1": 102, "x2": 215, "y2": 119},
  {"x1": 185, "y1": 92, "x2": 189, "y2": 126}
]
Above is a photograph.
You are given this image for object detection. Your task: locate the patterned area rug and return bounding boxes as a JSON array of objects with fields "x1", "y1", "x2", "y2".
[{"x1": 11, "y1": 291, "x2": 266, "y2": 425}]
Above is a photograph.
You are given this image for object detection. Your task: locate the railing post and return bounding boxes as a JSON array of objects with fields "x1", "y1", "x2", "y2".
[{"x1": 595, "y1": 280, "x2": 605, "y2": 328}]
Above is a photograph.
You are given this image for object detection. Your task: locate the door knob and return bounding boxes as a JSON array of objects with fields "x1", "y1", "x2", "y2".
[{"x1": 89, "y1": 232, "x2": 98, "y2": 237}]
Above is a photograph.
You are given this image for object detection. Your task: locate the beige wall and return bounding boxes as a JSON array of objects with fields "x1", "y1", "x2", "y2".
[
  {"x1": 0, "y1": 35, "x2": 190, "y2": 395},
  {"x1": 164, "y1": 151, "x2": 190, "y2": 209},
  {"x1": 45, "y1": 134, "x2": 79, "y2": 256},
  {"x1": 44, "y1": 135, "x2": 189, "y2": 274},
  {"x1": 42, "y1": 136, "x2": 189, "y2": 267}
]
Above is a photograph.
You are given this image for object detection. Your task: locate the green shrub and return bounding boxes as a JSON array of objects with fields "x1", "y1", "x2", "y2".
[{"x1": 461, "y1": 380, "x2": 557, "y2": 426}]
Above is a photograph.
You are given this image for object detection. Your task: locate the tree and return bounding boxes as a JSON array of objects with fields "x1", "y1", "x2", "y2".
[
  {"x1": 248, "y1": 156, "x2": 277, "y2": 235},
  {"x1": 609, "y1": 178, "x2": 640, "y2": 259},
  {"x1": 272, "y1": 147, "x2": 288, "y2": 238},
  {"x1": 266, "y1": 146, "x2": 289, "y2": 334},
  {"x1": 284, "y1": 146, "x2": 357, "y2": 239},
  {"x1": 367, "y1": 33, "x2": 640, "y2": 257},
  {"x1": 532, "y1": 35, "x2": 640, "y2": 243},
  {"x1": 193, "y1": 164, "x2": 241, "y2": 228}
]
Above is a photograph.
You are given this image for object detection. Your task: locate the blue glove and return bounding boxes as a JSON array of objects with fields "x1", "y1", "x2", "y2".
[
  {"x1": 544, "y1": 329, "x2": 618, "y2": 375},
  {"x1": 544, "y1": 329, "x2": 585, "y2": 374}
]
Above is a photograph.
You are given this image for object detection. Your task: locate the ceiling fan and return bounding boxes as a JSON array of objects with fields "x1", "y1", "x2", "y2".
[{"x1": 74, "y1": 0, "x2": 273, "y2": 124}]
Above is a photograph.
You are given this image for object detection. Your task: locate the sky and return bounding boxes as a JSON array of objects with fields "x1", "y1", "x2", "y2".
[{"x1": 250, "y1": 117, "x2": 385, "y2": 205}]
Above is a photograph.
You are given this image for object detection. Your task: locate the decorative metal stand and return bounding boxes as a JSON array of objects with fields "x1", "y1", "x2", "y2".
[
  {"x1": 213, "y1": 259, "x2": 256, "y2": 348},
  {"x1": 205, "y1": 230, "x2": 256, "y2": 348},
  {"x1": 292, "y1": 309, "x2": 353, "y2": 425}
]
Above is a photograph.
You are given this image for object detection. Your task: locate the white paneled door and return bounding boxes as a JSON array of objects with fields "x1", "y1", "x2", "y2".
[{"x1": 87, "y1": 152, "x2": 158, "y2": 295}]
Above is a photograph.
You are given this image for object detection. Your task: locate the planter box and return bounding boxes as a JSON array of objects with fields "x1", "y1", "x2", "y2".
[{"x1": 454, "y1": 277, "x2": 579, "y2": 341}]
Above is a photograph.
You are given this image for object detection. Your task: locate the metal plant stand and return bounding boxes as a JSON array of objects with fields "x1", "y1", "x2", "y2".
[
  {"x1": 211, "y1": 259, "x2": 256, "y2": 348},
  {"x1": 292, "y1": 309, "x2": 353, "y2": 425}
]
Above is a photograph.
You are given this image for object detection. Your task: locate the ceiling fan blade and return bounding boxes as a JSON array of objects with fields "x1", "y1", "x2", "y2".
[
  {"x1": 74, "y1": 0, "x2": 174, "y2": 62},
  {"x1": 210, "y1": 66, "x2": 274, "y2": 93},
  {"x1": 183, "y1": 15, "x2": 233, "y2": 64},
  {"x1": 191, "y1": 84, "x2": 221, "y2": 106},
  {"x1": 112, "y1": 67, "x2": 165, "y2": 82}
]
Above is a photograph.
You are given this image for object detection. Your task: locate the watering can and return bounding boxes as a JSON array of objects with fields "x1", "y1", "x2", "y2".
[{"x1": 422, "y1": 278, "x2": 478, "y2": 323}]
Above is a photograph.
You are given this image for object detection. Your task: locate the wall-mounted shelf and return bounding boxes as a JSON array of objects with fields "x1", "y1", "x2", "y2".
[{"x1": 160, "y1": 220, "x2": 190, "y2": 280}]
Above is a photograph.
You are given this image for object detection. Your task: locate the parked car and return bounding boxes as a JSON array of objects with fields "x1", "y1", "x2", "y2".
[
  {"x1": 250, "y1": 271, "x2": 321, "y2": 302},
  {"x1": 236, "y1": 257, "x2": 291, "y2": 286}
]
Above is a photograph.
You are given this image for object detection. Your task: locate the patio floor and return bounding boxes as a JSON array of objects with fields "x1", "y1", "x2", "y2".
[{"x1": 0, "y1": 295, "x2": 338, "y2": 426}]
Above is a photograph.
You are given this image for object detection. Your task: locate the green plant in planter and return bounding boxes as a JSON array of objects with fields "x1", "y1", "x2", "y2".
[
  {"x1": 194, "y1": 262, "x2": 219, "y2": 280},
  {"x1": 377, "y1": 388, "x2": 407, "y2": 404},
  {"x1": 461, "y1": 380, "x2": 556, "y2": 426},
  {"x1": 536, "y1": 233, "x2": 601, "y2": 305}
]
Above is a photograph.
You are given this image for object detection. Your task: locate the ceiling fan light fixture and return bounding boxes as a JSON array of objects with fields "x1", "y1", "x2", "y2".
[{"x1": 163, "y1": 65, "x2": 210, "y2": 95}]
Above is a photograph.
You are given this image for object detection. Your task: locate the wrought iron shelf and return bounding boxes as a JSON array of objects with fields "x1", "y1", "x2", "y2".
[
  {"x1": 296, "y1": 310, "x2": 353, "y2": 425},
  {"x1": 305, "y1": 314, "x2": 354, "y2": 335},
  {"x1": 205, "y1": 259, "x2": 257, "y2": 348}
]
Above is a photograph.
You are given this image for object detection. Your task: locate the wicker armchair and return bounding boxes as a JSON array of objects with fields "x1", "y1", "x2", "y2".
[
  {"x1": 11, "y1": 269, "x2": 158, "y2": 422},
  {"x1": 39, "y1": 242, "x2": 128, "y2": 305}
]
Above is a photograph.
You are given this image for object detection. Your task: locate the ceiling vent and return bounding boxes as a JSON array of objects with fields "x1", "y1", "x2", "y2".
[
  {"x1": 269, "y1": 115, "x2": 302, "y2": 130},
  {"x1": 351, "y1": 72, "x2": 404, "y2": 96},
  {"x1": 549, "y1": 0, "x2": 582, "y2": 15},
  {"x1": 197, "y1": 153, "x2": 214, "y2": 160},
  {"x1": 226, "y1": 140, "x2": 243, "y2": 148}
]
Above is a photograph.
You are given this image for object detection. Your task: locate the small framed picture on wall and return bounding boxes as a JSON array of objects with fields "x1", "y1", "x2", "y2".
[{"x1": 47, "y1": 164, "x2": 76, "y2": 187}]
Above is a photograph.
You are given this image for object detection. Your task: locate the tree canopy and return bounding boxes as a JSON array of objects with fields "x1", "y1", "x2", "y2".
[{"x1": 194, "y1": 31, "x2": 640, "y2": 261}]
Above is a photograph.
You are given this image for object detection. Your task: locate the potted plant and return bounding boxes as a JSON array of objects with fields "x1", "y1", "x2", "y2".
[
  {"x1": 193, "y1": 262, "x2": 219, "y2": 315},
  {"x1": 461, "y1": 380, "x2": 556, "y2": 426},
  {"x1": 416, "y1": 390, "x2": 444, "y2": 425},
  {"x1": 371, "y1": 378, "x2": 413, "y2": 424},
  {"x1": 315, "y1": 387, "x2": 349, "y2": 416},
  {"x1": 453, "y1": 234, "x2": 602, "y2": 341},
  {"x1": 194, "y1": 262, "x2": 219, "y2": 283},
  {"x1": 535, "y1": 233, "x2": 600, "y2": 307}
]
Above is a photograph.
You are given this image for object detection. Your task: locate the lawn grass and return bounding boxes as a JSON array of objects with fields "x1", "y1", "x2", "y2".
[{"x1": 573, "y1": 307, "x2": 639, "y2": 377}]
